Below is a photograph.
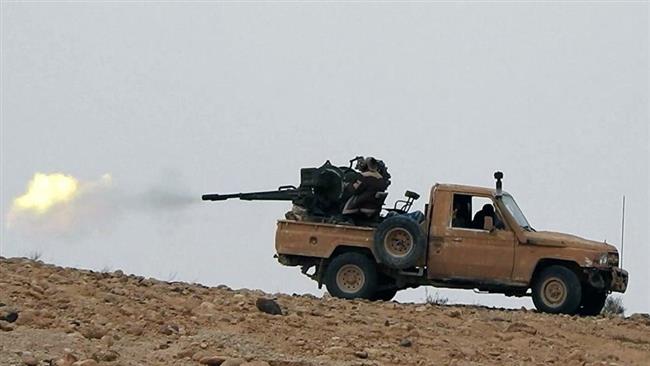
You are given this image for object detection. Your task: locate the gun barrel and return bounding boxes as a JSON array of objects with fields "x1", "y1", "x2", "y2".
[
  {"x1": 202, "y1": 189, "x2": 300, "y2": 202},
  {"x1": 202, "y1": 193, "x2": 240, "y2": 201}
]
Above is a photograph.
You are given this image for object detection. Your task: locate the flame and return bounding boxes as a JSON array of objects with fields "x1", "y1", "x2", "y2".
[{"x1": 12, "y1": 173, "x2": 79, "y2": 214}]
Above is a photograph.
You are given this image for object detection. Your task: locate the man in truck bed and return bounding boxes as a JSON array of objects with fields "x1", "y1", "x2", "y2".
[{"x1": 342, "y1": 157, "x2": 389, "y2": 220}]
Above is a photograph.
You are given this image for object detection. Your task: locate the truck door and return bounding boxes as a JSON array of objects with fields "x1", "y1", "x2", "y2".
[{"x1": 427, "y1": 193, "x2": 515, "y2": 282}]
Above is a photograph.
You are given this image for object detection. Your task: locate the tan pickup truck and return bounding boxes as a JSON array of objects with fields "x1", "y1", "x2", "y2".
[{"x1": 274, "y1": 177, "x2": 628, "y2": 315}]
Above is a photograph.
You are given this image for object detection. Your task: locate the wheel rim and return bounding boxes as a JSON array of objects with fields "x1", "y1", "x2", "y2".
[
  {"x1": 541, "y1": 277, "x2": 568, "y2": 307},
  {"x1": 383, "y1": 228, "x2": 414, "y2": 258},
  {"x1": 335, "y1": 264, "x2": 366, "y2": 294}
]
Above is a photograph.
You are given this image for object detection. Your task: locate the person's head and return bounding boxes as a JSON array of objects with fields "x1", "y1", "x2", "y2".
[
  {"x1": 355, "y1": 158, "x2": 368, "y2": 172},
  {"x1": 482, "y1": 204, "x2": 495, "y2": 215},
  {"x1": 365, "y1": 157, "x2": 378, "y2": 172}
]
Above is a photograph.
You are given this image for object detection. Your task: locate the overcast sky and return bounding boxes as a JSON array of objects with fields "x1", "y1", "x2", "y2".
[{"x1": 1, "y1": 2, "x2": 648, "y2": 313}]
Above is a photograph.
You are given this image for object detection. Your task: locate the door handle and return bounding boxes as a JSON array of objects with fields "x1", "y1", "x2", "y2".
[{"x1": 452, "y1": 238, "x2": 463, "y2": 242}]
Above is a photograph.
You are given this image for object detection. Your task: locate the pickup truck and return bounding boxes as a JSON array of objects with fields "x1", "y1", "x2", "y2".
[{"x1": 274, "y1": 176, "x2": 628, "y2": 315}]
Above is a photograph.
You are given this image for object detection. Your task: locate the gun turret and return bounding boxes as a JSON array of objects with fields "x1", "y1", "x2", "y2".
[
  {"x1": 202, "y1": 160, "x2": 363, "y2": 217},
  {"x1": 203, "y1": 158, "x2": 392, "y2": 219}
]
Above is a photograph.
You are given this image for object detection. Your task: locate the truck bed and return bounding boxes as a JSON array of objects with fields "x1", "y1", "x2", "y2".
[{"x1": 275, "y1": 219, "x2": 376, "y2": 259}]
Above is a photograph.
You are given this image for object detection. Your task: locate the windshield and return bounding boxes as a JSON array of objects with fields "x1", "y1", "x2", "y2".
[{"x1": 501, "y1": 194, "x2": 534, "y2": 231}]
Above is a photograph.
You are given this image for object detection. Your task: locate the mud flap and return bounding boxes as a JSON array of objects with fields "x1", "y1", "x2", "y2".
[{"x1": 317, "y1": 258, "x2": 326, "y2": 289}]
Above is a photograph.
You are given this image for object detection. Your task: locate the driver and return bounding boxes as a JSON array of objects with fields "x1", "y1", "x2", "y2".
[{"x1": 471, "y1": 204, "x2": 503, "y2": 230}]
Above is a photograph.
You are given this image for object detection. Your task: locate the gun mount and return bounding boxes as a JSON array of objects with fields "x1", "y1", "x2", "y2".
[{"x1": 202, "y1": 158, "x2": 390, "y2": 219}]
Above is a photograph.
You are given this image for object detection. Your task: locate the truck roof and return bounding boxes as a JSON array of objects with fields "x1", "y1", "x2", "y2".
[{"x1": 434, "y1": 183, "x2": 501, "y2": 196}]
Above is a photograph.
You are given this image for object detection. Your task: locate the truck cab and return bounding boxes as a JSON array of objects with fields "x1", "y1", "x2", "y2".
[{"x1": 275, "y1": 180, "x2": 628, "y2": 315}]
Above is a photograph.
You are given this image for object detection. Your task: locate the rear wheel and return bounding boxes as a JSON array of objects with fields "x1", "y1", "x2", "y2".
[
  {"x1": 578, "y1": 287, "x2": 607, "y2": 316},
  {"x1": 325, "y1": 252, "x2": 378, "y2": 300},
  {"x1": 532, "y1": 265, "x2": 582, "y2": 315}
]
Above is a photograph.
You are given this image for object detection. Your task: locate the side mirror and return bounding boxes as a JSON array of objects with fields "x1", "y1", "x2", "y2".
[{"x1": 483, "y1": 216, "x2": 494, "y2": 231}]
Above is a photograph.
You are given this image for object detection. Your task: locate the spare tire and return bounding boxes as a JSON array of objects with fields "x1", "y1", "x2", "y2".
[{"x1": 373, "y1": 216, "x2": 426, "y2": 269}]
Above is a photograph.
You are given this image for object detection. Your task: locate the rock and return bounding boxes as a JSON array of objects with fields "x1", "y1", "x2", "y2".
[
  {"x1": 505, "y1": 322, "x2": 537, "y2": 335},
  {"x1": 72, "y1": 360, "x2": 99, "y2": 366},
  {"x1": 309, "y1": 309, "x2": 323, "y2": 317},
  {"x1": 0, "y1": 320, "x2": 15, "y2": 331},
  {"x1": 199, "y1": 356, "x2": 227, "y2": 365},
  {"x1": 566, "y1": 350, "x2": 584, "y2": 362},
  {"x1": 160, "y1": 323, "x2": 179, "y2": 335},
  {"x1": 126, "y1": 323, "x2": 145, "y2": 336},
  {"x1": 0, "y1": 308, "x2": 18, "y2": 323},
  {"x1": 255, "y1": 298, "x2": 282, "y2": 315},
  {"x1": 14, "y1": 310, "x2": 35, "y2": 326},
  {"x1": 80, "y1": 325, "x2": 107, "y2": 339},
  {"x1": 241, "y1": 362, "x2": 270, "y2": 366},
  {"x1": 459, "y1": 347, "x2": 477, "y2": 358},
  {"x1": 448, "y1": 310, "x2": 462, "y2": 318},
  {"x1": 176, "y1": 348, "x2": 196, "y2": 359},
  {"x1": 54, "y1": 350, "x2": 78, "y2": 366},
  {"x1": 21, "y1": 352, "x2": 38, "y2": 366},
  {"x1": 222, "y1": 358, "x2": 246, "y2": 366},
  {"x1": 628, "y1": 313, "x2": 650, "y2": 326},
  {"x1": 354, "y1": 350, "x2": 369, "y2": 359},
  {"x1": 54, "y1": 351, "x2": 78, "y2": 366},
  {"x1": 495, "y1": 333, "x2": 514, "y2": 342},
  {"x1": 92, "y1": 349, "x2": 120, "y2": 362},
  {"x1": 196, "y1": 301, "x2": 218, "y2": 315},
  {"x1": 100, "y1": 335, "x2": 114, "y2": 347},
  {"x1": 399, "y1": 339, "x2": 413, "y2": 347}
]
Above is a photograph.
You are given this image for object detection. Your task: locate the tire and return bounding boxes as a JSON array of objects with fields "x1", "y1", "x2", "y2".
[
  {"x1": 372, "y1": 288, "x2": 398, "y2": 302},
  {"x1": 373, "y1": 216, "x2": 426, "y2": 269},
  {"x1": 578, "y1": 287, "x2": 607, "y2": 316},
  {"x1": 532, "y1": 265, "x2": 582, "y2": 315},
  {"x1": 325, "y1": 252, "x2": 378, "y2": 300}
]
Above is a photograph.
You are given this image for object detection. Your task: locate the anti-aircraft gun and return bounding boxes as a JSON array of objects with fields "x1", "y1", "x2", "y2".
[{"x1": 202, "y1": 157, "x2": 391, "y2": 220}]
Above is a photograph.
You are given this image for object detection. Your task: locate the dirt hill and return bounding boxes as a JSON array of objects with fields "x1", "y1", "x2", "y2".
[{"x1": 1, "y1": 257, "x2": 648, "y2": 366}]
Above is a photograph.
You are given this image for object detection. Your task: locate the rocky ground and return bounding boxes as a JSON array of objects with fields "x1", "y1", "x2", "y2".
[{"x1": 1, "y1": 257, "x2": 649, "y2": 366}]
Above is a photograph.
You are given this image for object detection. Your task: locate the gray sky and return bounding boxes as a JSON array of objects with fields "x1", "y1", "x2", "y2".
[{"x1": 1, "y1": 2, "x2": 648, "y2": 313}]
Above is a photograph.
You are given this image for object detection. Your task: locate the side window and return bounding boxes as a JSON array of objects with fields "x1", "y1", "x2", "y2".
[
  {"x1": 451, "y1": 194, "x2": 506, "y2": 230},
  {"x1": 451, "y1": 194, "x2": 472, "y2": 229}
]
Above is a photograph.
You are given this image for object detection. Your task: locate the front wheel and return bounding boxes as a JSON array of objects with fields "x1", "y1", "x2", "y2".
[
  {"x1": 325, "y1": 252, "x2": 378, "y2": 300},
  {"x1": 532, "y1": 265, "x2": 582, "y2": 315}
]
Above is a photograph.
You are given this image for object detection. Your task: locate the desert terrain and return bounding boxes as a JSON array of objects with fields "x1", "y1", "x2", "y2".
[{"x1": 1, "y1": 257, "x2": 649, "y2": 366}]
